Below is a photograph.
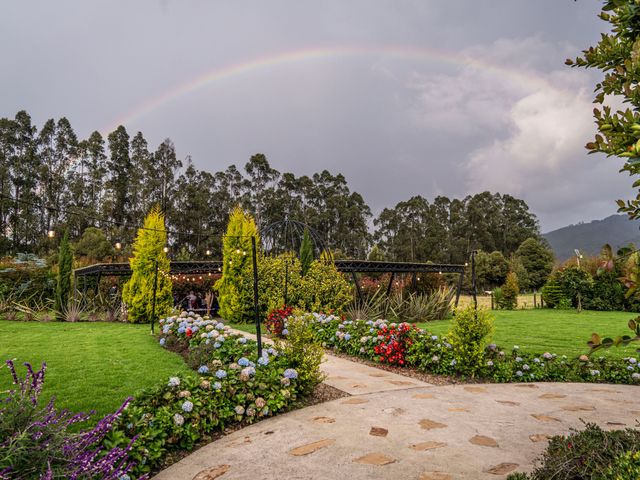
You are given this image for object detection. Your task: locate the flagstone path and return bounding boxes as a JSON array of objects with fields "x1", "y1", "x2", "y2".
[{"x1": 152, "y1": 332, "x2": 640, "y2": 480}]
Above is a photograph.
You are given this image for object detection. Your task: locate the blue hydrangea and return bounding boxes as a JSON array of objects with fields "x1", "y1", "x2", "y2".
[
  {"x1": 177, "y1": 326, "x2": 186, "y2": 334},
  {"x1": 216, "y1": 322, "x2": 225, "y2": 330},
  {"x1": 522, "y1": 364, "x2": 530, "y2": 371},
  {"x1": 629, "y1": 365, "x2": 635, "y2": 371},
  {"x1": 198, "y1": 365, "x2": 209, "y2": 374},
  {"x1": 214, "y1": 342, "x2": 221, "y2": 349},
  {"x1": 515, "y1": 357, "x2": 523, "y2": 363},
  {"x1": 450, "y1": 359, "x2": 457, "y2": 366},
  {"x1": 159, "y1": 338, "x2": 166, "y2": 346},
  {"x1": 344, "y1": 333, "x2": 351, "y2": 341},
  {"x1": 258, "y1": 356, "x2": 269, "y2": 366},
  {"x1": 215, "y1": 370, "x2": 227, "y2": 379},
  {"x1": 167, "y1": 377, "x2": 180, "y2": 387},
  {"x1": 515, "y1": 370, "x2": 523, "y2": 377},
  {"x1": 213, "y1": 381, "x2": 222, "y2": 390},
  {"x1": 239, "y1": 337, "x2": 248, "y2": 344},
  {"x1": 238, "y1": 357, "x2": 250, "y2": 367},
  {"x1": 267, "y1": 347, "x2": 276, "y2": 355},
  {"x1": 182, "y1": 400, "x2": 194, "y2": 413},
  {"x1": 282, "y1": 329, "x2": 289, "y2": 335},
  {"x1": 283, "y1": 368, "x2": 298, "y2": 379},
  {"x1": 119, "y1": 475, "x2": 131, "y2": 480},
  {"x1": 533, "y1": 358, "x2": 540, "y2": 363},
  {"x1": 431, "y1": 335, "x2": 438, "y2": 341},
  {"x1": 218, "y1": 335, "x2": 226, "y2": 343}
]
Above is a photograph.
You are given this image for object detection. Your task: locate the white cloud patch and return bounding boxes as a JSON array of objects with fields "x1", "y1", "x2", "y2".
[{"x1": 406, "y1": 36, "x2": 629, "y2": 231}]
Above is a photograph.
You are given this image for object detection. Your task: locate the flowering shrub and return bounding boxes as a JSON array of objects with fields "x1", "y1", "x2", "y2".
[
  {"x1": 265, "y1": 306, "x2": 294, "y2": 336},
  {"x1": 301, "y1": 310, "x2": 640, "y2": 385},
  {"x1": 0, "y1": 360, "x2": 139, "y2": 480},
  {"x1": 374, "y1": 322, "x2": 414, "y2": 365},
  {"x1": 104, "y1": 311, "x2": 311, "y2": 477}
]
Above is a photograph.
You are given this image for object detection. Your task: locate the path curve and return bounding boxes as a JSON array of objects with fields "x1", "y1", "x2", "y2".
[{"x1": 153, "y1": 382, "x2": 640, "y2": 480}]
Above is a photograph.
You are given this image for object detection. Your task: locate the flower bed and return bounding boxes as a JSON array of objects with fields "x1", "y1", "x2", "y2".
[
  {"x1": 104, "y1": 312, "x2": 307, "y2": 478},
  {"x1": 302, "y1": 312, "x2": 640, "y2": 385}
]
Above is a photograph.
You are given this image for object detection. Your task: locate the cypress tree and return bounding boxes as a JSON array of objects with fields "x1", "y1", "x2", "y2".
[
  {"x1": 215, "y1": 206, "x2": 259, "y2": 323},
  {"x1": 122, "y1": 206, "x2": 172, "y2": 323},
  {"x1": 55, "y1": 230, "x2": 73, "y2": 320},
  {"x1": 299, "y1": 228, "x2": 313, "y2": 276}
]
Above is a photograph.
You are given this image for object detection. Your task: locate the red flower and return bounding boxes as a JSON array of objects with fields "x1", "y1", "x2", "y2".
[{"x1": 186, "y1": 328, "x2": 192, "y2": 337}]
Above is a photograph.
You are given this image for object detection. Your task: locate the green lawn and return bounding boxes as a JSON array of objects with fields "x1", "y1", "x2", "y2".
[
  {"x1": 0, "y1": 321, "x2": 191, "y2": 419},
  {"x1": 418, "y1": 309, "x2": 640, "y2": 359}
]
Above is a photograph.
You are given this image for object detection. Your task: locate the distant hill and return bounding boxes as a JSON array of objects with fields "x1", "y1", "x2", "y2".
[{"x1": 543, "y1": 214, "x2": 640, "y2": 261}]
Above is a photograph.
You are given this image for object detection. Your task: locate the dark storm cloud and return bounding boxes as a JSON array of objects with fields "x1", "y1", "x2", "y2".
[{"x1": 0, "y1": 1, "x2": 617, "y2": 231}]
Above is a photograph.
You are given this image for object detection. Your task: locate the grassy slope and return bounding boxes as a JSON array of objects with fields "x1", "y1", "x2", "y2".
[
  {"x1": 418, "y1": 309, "x2": 639, "y2": 359},
  {"x1": 0, "y1": 321, "x2": 191, "y2": 418}
]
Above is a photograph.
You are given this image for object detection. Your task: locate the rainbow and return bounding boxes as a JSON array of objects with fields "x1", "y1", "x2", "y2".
[{"x1": 102, "y1": 45, "x2": 554, "y2": 134}]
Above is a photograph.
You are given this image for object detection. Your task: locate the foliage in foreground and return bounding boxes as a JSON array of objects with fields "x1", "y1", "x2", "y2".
[
  {"x1": 105, "y1": 311, "x2": 319, "y2": 477},
  {"x1": 304, "y1": 308, "x2": 640, "y2": 384},
  {"x1": 0, "y1": 360, "x2": 138, "y2": 480},
  {"x1": 507, "y1": 423, "x2": 640, "y2": 480},
  {"x1": 122, "y1": 206, "x2": 172, "y2": 323}
]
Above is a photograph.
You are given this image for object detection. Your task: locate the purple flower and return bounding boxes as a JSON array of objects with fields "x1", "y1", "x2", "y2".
[
  {"x1": 283, "y1": 368, "x2": 298, "y2": 379},
  {"x1": 182, "y1": 401, "x2": 193, "y2": 413},
  {"x1": 198, "y1": 365, "x2": 209, "y2": 374},
  {"x1": 215, "y1": 370, "x2": 227, "y2": 379}
]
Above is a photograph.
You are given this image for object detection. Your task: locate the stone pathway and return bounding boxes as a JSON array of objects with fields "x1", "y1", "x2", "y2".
[
  {"x1": 153, "y1": 331, "x2": 640, "y2": 479},
  {"x1": 153, "y1": 383, "x2": 640, "y2": 480}
]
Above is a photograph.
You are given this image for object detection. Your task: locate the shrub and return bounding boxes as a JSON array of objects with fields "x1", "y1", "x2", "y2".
[
  {"x1": 604, "y1": 451, "x2": 640, "y2": 480},
  {"x1": 585, "y1": 270, "x2": 626, "y2": 311},
  {"x1": 541, "y1": 279, "x2": 567, "y2": 308},
  {"x1": 117, "y1": 312, "x2": 312, "y2": 476},
  {"x1": 265, "y1": 305, "x2": 294, "y2": 336},
  {"x1": 499, "y1": 272, "x2": 519, "y2": 310},
  {"x1": 447, "y1": 307, "x2": 493, "y2": 376},
  {"x1": 215, "y1": 207, "x2": 259, "y2": 323},
  {"x1": 254, "y1": 254, "x2": 302, "y2": 316},
  {"x1": 556, "y1": 266, "x2": 593, "y2": 309},
  {"x1": 298, "y1": 255, "x2": 352, "y2": 314},
  {"x1": 54, "y1": 230, "x2": 73, "y2": 320},
  {"x1": 0, "y1": 360, "x2": 137, "y2": 479},
  {"x1": 374, "y1": 322, "x2": 415, "y2": 366},
  {"x1": 275, "y1": 314, "x2": 325, "y2": 394},
  {"x1": 387, "y1": 288, "x2": 454, "y2": 322},
  {"x1": 122, "y1": 207, "x2": 173, "y2": 323},
  {"x1": 508, "y1": 423, "x2": 640, "y2": 480}
]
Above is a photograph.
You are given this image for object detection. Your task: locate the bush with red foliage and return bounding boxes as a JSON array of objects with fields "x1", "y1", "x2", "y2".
[
  {"x1": 265, "y1": 306, "x2": 294, "y2": 336},
  {"x1": 373, "y1": 322, "x2": 415, "y2": 365}
]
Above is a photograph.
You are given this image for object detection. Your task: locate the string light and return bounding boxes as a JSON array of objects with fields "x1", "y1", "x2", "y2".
[
  {"x1": 163, "y1": 246, "x2": 169, "y2": 253},
  {"x1": 115, "y1": 242, "x2": 122, "y2": 250},
  {"x1": 206, "y1": 249, "x2": 211, "y2": 256},
  {"x1": 47, "y1": 230, "x2": 55, "y2": 238}
]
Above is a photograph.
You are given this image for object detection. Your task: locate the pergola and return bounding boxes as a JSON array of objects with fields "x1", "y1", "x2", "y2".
[{"x1": 74, "y1": 259, "x2": 466, "y2": 305}]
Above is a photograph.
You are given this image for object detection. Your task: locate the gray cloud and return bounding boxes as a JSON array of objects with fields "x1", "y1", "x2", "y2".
[{"x1": 0, "y1": 0, "x2": 619, "y2": 231}]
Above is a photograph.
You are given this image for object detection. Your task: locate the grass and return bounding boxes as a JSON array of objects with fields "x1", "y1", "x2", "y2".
[
  {"x1": 0, "y1": 320, "x2": 191, "y2": 420},
  {"x1": 418, "y1": 309, "x2": 640, "y2": 359}
]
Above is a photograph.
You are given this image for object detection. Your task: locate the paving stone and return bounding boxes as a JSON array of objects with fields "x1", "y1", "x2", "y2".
[
  {"x1": 485, "y1": 463, "x2": 519, "y2": 475},
  {"x1": 387, "y1": 379, "x2": 415, "y2": 386},
  {"x1": 410, "y1": 441, "x2": 447, "y2": 451},
  {"x1": 288, "y1": 439, "x2": 335, "y2": 456},
  {"x1": 192, "y1": 465, "x2": 230, "y2": 480},
  {"x1": 312, "y1": 416, "x2": 336, "y2": 424},
  {"x1": 529, "y1": 434, "x2": 551, "y2": 442},
  {"x1": 351, "y1": 383, "x2": 367, "y2": 389},
  {"x1": 531, "y1": 414, "x2": 561, "y2": 423},
  {"x1": 448, "y1": 406, "x2": 471, "y2": 412},
  {"x1": 515, "y1": 384, "x2": 539, "y2": 389},
  {"x1": 464, "y1": 386, "x2": 487, "y2": 393},
  {"x1": 496, "y1": 400, "x2": 520, "y2": 406},
  {"x1": 369, "y1": 427, "x2": 388, "y2": 437},
  {"x1": 539, "y1": 393, "x2": 567, "y2": 399},
  {"x1": 413, "y1": 393, "x2": 435, "y2": 399},
  {"x1": 419, "y1": 419, "x2": 448, "y2": 430},
  {"x1": 469, "y1": 435, "x2": 498, "y2": 447},
  {"x1": 353, "y1": 452, "x2": 396, "y2": 465},
  {"x1": 419, "y1": 473, "x2": 453, "y2": 480},
  {"x1": 561, "y1": 405, "x2": 596, "y2": 412},
  {"x1": 342, "y1": 398, "x2": 369, "y2": 405},
  {"x1": 382, "y1": 407, "x2": 406, "y2": 415}
]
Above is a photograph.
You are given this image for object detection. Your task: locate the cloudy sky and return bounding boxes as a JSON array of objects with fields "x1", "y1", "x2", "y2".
[{"x1": 0, "y1": 1, "x2": 631, "y2": 232}]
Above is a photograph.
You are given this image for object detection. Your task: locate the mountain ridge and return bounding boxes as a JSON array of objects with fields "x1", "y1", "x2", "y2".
[{"x1": 542, "y1": 214, "x2": 640, "y2": 261}]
